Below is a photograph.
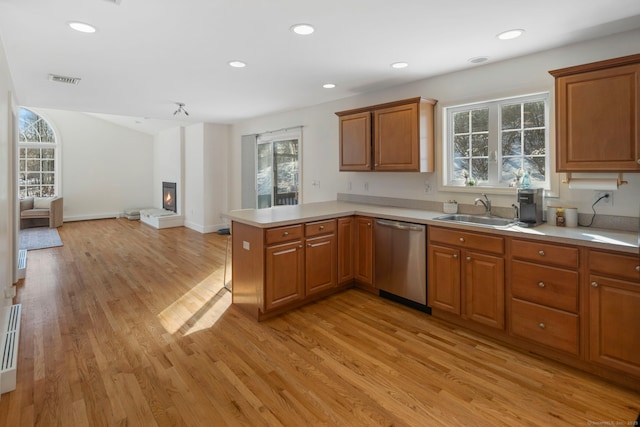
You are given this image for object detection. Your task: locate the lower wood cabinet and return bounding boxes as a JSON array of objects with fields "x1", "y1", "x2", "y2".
[
  {"x1": 428, "y1": 227, "x2": 505, "y2": 330},
  {"x1": 355, "y1": 216, "x2": 374, "y2": 286},
  {"x1": 265, "y1": 240, "x2": 304, "y2": 310},
  {"x1": 587, "y1": 249, "x2": 640, "y2": 376},
  {"x1": 337, "y1": 217, "x2": 355, "y2": 285},
  {"x1": 305, "y1": 233, "x2": 337, "y2": 295}
]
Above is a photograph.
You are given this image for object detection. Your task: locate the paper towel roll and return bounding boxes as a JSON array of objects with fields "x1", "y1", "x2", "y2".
[{"x1": 568, "y1": 178, "x2": 618, "y2": 190}]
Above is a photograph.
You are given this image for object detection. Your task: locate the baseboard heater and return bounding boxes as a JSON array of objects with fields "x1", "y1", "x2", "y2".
[
  {"x1": 1, "y1": 304, "x2": 22, "y2": 394},
  {"x1": 17, "y1": 249, "x2": 27, "y2": 280}
]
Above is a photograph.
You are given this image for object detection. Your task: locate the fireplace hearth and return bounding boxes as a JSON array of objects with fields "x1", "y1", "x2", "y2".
[{"x1": 162, "y1": 182, "x2": 177, "y2": 213}]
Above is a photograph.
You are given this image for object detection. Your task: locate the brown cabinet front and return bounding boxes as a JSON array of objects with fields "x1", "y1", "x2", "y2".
[
  {"x1": 337, "y1": 217, "x2": 355, "y2": 285},
  {"x1": 305, "y1": 234, "x2": 337, "y2": 295},
  {"x1": 355, "y1": 216, "x2": 374, "y2": 286},
  {"x1": 550, "y1": 54, "x2": 640, "y2": 172},
  {"x1": 428, "y1": 244, "x2": 461, "y2": 315},
  {"x1": 265, "y1": 240, "x2": 304, "y2": 310},
  {"x1": 339, "y1": 112, "x2": 372, "y2": 171},
  {"x1": 373, "y1": 103, "x2": 419, "y2": 171},
  {"x1": 465, "y1": 251, "x2": 505, "y2": 329}
]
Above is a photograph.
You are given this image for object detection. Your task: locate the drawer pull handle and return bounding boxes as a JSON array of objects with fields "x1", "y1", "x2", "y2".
[
  {"x1": 283, "y1": 231, "x2": 289, "y2": 236},
  {"x1": 591, "y1": 281, "x2": 599, "y2": 288},
  {"x1": 539, "y1": 323, "x2": 545, "y2": 329},
  {"x1": 459, "y1": 237, "x2": 465, "y2": 243},
  {"x1": 452, "y1": 254, "x2": 458, "y2": 259},
  {"x1": 319, "y1": 225, "x2": 325, "y2": 230},
  {"x1": 538, "y1": 282, "x2": 545, "y2": 288},
  {"x1": 538, "y1": 250, "x2": 545, "y2": 256}
]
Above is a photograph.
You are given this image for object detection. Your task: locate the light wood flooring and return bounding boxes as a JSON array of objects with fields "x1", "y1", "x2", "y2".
[{"x1": 1, "y1": 218, "x2": 638, "y2": 426}]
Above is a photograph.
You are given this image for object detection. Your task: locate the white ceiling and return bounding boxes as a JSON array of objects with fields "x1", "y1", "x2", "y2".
[{"x1": 1, "y1": 0, "x2": 640, "y2": 132}]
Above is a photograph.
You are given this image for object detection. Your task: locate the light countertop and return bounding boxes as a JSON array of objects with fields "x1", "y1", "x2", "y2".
[{"x1": 225, "y1": 200, "x2": 639, "y2": 255}]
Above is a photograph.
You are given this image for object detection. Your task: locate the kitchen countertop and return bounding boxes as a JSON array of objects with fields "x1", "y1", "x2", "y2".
[{"x1": 225, "y1": 200, "x2": 639, "y2": 254}]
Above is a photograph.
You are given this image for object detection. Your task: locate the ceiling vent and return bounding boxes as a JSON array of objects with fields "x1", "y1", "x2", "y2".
[{"x1": 48, "y1": 74, "x2": 81, "y2": 85}]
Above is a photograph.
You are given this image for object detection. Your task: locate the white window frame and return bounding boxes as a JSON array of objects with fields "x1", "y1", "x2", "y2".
[
  {"x1": 18, "y1": 108, "x2": 60, "y2": 198},
  {"x1": 442, "y1": 92, "x2": 552, "y2": 195}
]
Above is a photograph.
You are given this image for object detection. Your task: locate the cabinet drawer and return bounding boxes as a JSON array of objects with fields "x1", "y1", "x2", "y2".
[
  {"x1": 510, "y1": 298, "x2": 579, "y2": 355},
  {"x1": 265, "y1": 224, "x2": 303, "y2": 245},
  {"x1": 430, "y1": 227, "x2": 504, "y2": 254},
  {"x1": 588, "y1": 250, "x2": 640, "y2": 282},
  {"x1": 511, "y1": 239, "x2": 578, "y2": 269},
  {"x1": 511, "y1": 260, "x2": 579, "y2": 313},
  {"x1": 305, "y1": 219, "x2": 336, "y2": 237}
]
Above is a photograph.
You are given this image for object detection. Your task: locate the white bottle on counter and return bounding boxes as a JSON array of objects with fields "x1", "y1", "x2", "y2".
[{"x1": 565, "y1": 207, "x2": 578, "y2": 227}]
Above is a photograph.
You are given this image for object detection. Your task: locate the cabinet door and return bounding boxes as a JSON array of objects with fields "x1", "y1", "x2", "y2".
[
  {"x1": 428, "y1": 244, "x2": 461, "y2": 314},
  {"x1": 339, "y1": 112, "x2": 372, "y2": 171},
  {"x1": 589, "y1": 274, "x2": 640, "y2": 376},
  {"x1": 464, "y1": 251, "x2": 505, "y2": 329},
  {"x1": 265, "y1": 241, "x2": 304, "y2": 310},
  {"x1": 337, "y1": 217, "x2": 354, "y2": 285},
  {"x1": 305, "y1": 235, "x2": 337, "y2": 295},
  {"x1": 374, "y1": 103, "x2": 419, "y2": 171},
  {"x1": 555, "y1": 62, "x2": 640, "y2": 171},
  {"x1": 355, "y1": 216, "x2": 374, "y2": 285}
]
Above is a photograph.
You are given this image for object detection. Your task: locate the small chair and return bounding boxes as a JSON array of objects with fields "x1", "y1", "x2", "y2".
[{"x1": 19, "y1": 196, "x2": 63, "y2": 229}]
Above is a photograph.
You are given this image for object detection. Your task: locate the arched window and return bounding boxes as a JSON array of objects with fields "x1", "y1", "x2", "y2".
[{"x1": 18, "y1": 108, "x2": 58, "y2": 198}]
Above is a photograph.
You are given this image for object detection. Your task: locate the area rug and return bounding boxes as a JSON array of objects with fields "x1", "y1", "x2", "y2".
[{"x1": 19, "y1": 227, "x2": 63, "y2": 251}]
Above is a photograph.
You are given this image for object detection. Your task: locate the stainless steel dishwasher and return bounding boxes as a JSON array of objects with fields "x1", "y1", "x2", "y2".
[{"x1": 374, "y1": 219, "x2": 428, "y2": 310}]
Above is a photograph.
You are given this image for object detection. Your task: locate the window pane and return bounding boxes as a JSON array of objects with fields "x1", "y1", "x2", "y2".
[
  {"x1": 501, "y1": 104, "x2": 521, "y2": 130},
  {"x1": 471, "y1": 109, "x2": 489, "y2": 132},
  {"x1": 257, "y1": 143, "x2": 273, "y2": 208},
  {"x1": 42, "y1": 148, "x2": 55, "y2": 159},
  {"x1": 501, "y1": 158, "x2": 522, "y2": 182},
  {"x1": 26, "y1": 159, "x2": 40, "y2": 171},
  {"x1": 454, "y1": 111, "x2": 469, "y2": 133},
  {"x1": 27, "y1": 173, "x2": 40, "y2": 184},
  {"x1": 502, "y1": 131, "x2": 521, "y2": 155},
  {"x1": 524, "y1": 129, "x2": 545, "y2": 155},
  {"x1": 471, "y1": 159, "x2": 488, "y2": 181},
  {"x1": 471, "y1": 134, "x2": 488, "y2": 156},
  {"x1": 453, "y1": 159, "x2": 469, "y2": 179},
  {"x1": 454, "y1": 135, "x2": 469, "y2": 158},
  {"x1": 524, "y1": 101, "x2": 545, "y2": 128},
  {"x1": 19, "y1": 147, "x2": 26, "y2": 158},
  {"x1": 41, "y1": 173, "x2": 55, "y2": 184},
  {"x1": 41, "y1": 186, "x2": 55, "y2": 196},
  {"x1": 27, "y1": 148, "x2": 40, "y2": 159},
  {"x1": 42, "y1": 159, "x2": 55, "y2": 172},
  {"x1": 524, "y1": 157, "x2": 545, "y2": 181},
  {"x1": 19, "y1": 160, "x2": 25, "y2": 172}
]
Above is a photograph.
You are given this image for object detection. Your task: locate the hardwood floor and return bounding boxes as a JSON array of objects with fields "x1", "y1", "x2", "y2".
[{"x1": 1, "y1": 218, "x2": 638, "y2": 426}]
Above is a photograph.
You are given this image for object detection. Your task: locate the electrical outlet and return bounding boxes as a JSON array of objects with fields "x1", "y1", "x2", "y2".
[{"x1": 594, "y1": 191, "x2": 613, "y2": 206}]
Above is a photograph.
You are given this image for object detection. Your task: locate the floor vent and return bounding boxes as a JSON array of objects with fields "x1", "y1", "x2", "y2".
[
  {"x1": 17, "y1": 250, "x2": 27, "y2": 279},
  {"x1": 1, "y1": 304, "x2": 22, "y2": 394}
]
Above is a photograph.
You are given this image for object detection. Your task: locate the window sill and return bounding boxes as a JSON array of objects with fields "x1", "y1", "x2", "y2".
[{"x1": 441, "y1": 184, "x2": 551, "y2": 197}]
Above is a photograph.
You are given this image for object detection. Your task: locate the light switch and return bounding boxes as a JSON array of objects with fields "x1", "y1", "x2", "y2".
[{"x1": 243, "y1": 241, "x2": 250, "y2": 250}]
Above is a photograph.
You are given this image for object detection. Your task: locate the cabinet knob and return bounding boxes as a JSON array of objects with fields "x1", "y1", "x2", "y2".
[
  {"x1": 538, "y1": 282, "x2": 545, "y2": 288},
  {"x1": 283, "y1": 231, "x2": 289, "y2": 236},
  {"x1": 459, "y1": 237, "x2": 465, "y2": 243},
  {"x1": 636, "y1": 265, "x2": 639, "y2": 272},
  {"x1": 466, "y1": 256, "x2": 471, "y2": 261},
  {"x1": 367, "y1": 223, "x2": 371, "y2": 227},
  {"x1": 637, "y1": 158, "x2": 640, "y2": 165},
  {"x1": 452, "y1": 254, "x2": 458, "y2": 259},
  {"x1": 539, "y1": 323, "x2": 545, "y2": 329},
  {"x1": 319, "y1": 225, "x2": 325, "y2": 230},
  {"x1": 307, "y1": 243, "x2": 312, "y2": 247},
  {"x1": 591, "y1": 281, "x2": 599, "y2": 287},
  {"x1": 538, "y1": 250, "x2": 545, "y2": 256},
  {"x1": 298, "y1": 245, "x2": 303, "y2": 249}
]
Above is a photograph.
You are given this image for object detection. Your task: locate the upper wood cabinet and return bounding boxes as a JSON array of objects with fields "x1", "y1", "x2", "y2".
[
  {"x1": 336, "y1": 97, "x2": 437, "y2": 172},
  {"x1": 549, "y1": 54, "x2": 640, "y2": 172}
]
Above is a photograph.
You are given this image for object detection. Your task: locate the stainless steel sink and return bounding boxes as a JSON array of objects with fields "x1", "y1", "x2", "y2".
[{"x1": 434, "y1": 214, "x2": 518, "y2": 227}]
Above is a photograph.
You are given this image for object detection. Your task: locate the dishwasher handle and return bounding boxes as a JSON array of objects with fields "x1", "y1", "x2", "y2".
[{"x1": 376, "y1": 219, "x2": 425, "y2": 232}]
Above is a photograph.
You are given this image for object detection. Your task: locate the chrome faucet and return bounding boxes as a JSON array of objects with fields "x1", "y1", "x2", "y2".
[{"x1": 474, "y1": 193, "x2": 492, "y2": 215}]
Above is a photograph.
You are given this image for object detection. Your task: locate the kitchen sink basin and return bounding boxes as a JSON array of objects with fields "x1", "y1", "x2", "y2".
[{"x1": 434, "y1": 214, "x2": 518, "y2": 227}]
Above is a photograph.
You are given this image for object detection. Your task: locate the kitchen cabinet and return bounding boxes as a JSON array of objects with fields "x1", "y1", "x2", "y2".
[
  {"x1": 428, "y1": 226, "x2": 505, "y2": 330},
  {"x1": 337, "y1": 217, "x2": 355, "y2": 284},
  {"x1": 355, "y1": 216, "x2": 374, "y2": 287},
  {"x1": 587, "y1": 249, "x2": 640, "y2": 377},
  {"x1": 336, "y1": 97, "x2": 436, "y2": 172},
  {"x1": 550, "y1": 54, "x2": 640, "y2": 172},
  {"x1": 304, "y1": 220, "x2": 337, "y2": 295},
  {"x1": 509, "y1": 239, "x2": 581, "y2": 355},
  {"x1": 265, "y1": 225, "x2": 305, "y2": 310}
]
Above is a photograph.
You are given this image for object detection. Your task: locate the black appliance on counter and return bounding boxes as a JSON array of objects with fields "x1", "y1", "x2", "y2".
[{"x1": 517, "y1": 188, "x2": 543, "y2": 227}]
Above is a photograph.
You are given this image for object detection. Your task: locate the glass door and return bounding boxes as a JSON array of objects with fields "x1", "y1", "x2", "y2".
[{"x1": 257, "y1": 134, "x2": 300, "y2": 208}]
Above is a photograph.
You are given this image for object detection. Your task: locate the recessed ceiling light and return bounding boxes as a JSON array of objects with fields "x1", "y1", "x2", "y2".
[
  {"x1": 228, "y1": 60, "x2": 247, "y2": 68},
  {"x1": 391, "y1": 62, "x2": 409, "y2": 69},
  {"x1": 468, "y1": 56, "x2": 489, "y2": 64},
  {"x1": 497, "y1": 29, "x2": 524, "y2": 40},
  {"x1": 322, "y1": 83, "x2": 336, "y2": 89},
  {"x1": 290, "y1": 24, "x2": 315, "y2": 35},
  {"x1": 68, "y1": 21, "x2": 97, "y2": 33}
]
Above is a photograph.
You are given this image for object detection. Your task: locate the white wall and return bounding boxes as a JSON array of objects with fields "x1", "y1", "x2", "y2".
[
  {"x1": 228, "y1": 29, "x2": 640, "y2": 218},
  {"x1": 184, "y1": 122, "x2": 230, "y2": 233},
  {"x1": 33, "y1": 108, "x2": 155, "y2": 221},
  {"x1": 154, "y1": 127, "x2": 184, "y2": 214},
  {"x1": 0, "y1": 34, "x2": 17, "y2": 300}
]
